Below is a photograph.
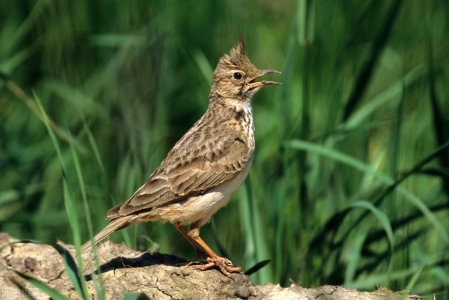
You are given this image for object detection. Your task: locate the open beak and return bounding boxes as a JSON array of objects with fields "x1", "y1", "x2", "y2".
[{"x1": 248, "y1": 69, "x2": 281, "y2": 90}]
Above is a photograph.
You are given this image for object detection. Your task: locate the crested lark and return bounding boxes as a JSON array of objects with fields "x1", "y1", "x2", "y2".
[{"x1": 82, "y1": 34, "x2": 280, "y2": 276}]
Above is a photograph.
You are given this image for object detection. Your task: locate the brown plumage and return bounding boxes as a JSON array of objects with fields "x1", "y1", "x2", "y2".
[{"x1": 82, "y1": 34, "x2": 280, "y2": 277}]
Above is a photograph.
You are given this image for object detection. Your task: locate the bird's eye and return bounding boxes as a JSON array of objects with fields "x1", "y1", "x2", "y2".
[{"x1": 233, "y1": 72, "x2": 242, "y2": 80}]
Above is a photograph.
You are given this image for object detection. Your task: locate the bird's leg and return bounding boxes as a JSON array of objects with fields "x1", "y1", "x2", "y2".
[
  {"x1": 187, "y1": 223, "x2": 242, "y2": 277},
  {"x1": 173, "y1": 223, "x2": 208, "y2": 263}
]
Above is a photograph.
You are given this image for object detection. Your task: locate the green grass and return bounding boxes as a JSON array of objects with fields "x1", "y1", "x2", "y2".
[{"x1": 1, "y1": 0, "x2": 449, "y2": 298}]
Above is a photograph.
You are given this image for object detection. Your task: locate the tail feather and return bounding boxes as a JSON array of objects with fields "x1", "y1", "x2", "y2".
[{"x1": 81, "y1": 216, "x2": 133, "y2": 253}]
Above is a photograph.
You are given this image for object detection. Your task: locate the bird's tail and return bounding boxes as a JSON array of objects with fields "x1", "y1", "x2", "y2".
[{"x1": 81, "y1": 216, "x2": 133, "y2": 253}]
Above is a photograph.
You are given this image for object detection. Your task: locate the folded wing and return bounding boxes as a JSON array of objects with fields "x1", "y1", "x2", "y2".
[{"x1": 106, "y1": 133, "x2": 251, "y2": 219}]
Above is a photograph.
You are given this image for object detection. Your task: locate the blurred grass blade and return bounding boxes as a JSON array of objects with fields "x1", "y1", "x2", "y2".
[
  {"x1": 244, "y1": 259, "x2": 271, "y2": 276},
  {"x1": 2, "y1": 41, "x2": 40, "y2": 74},
  {"x1": 34, "y1": 93, "x2": 83, "y2": 247},
  {"x1": 342, "y1": 0, "x2": 403, "y2": 121},
  {"x1": 248, "y1": 178, "x2": 272, "y2": 283},
  {"x1": 192, "y1": 48, "x2": 213, "y2": 86},
  {"x1": 347, "y1": 267, "x2": 423, "y2": 289},
  {"x1": 122, "y1": 292, "x2": 151, "y2": 300},
  {"x1": 69, "y1": 134, "x2": 93, "y2": 244},
  {"x1": 286, "y1": 140, "x2": 391, "y2": 181},
  {"x1": 50, "y1": 243, "x2": 87, "y2": 300},
  {"x1": 427, "y1": 40, "x2": 449, "y2": 196},
  {"x1": 32, "y1": 91, "x2": 66, "y2": 167},
  {"x1": 360, "y1": 227, "x2": 428, "y2": 275},
  {"x1": 79, "y1": 111, "x2": 106, "y2": 175},
  {"x1": 12, "y1": 271, "x2": 68, "y2": 300},
  {"x1": 428, "y1": 39, "x2": 449, "y2": 151},
  {"x1": 209, "y1": 219, "x2": 231, "y2": 260},
  {"x1": 62, "y1": 178, "x2": 82, "y2": 247},
  {"x1": 69, "y1": 132, "x2": 105, "y2": 298},
  {"x1": 344, "y1": 230, "x2": 367, "y2": 285},
  {"x1": 4, "y1": 0, "x2": 50, "y2": 54},
  {"x1": 344, "y1": 60, "x2": 427, "y2": 132},
  {"x1": 351, "y1": 200, "x2": 394, "y2": 251},
  {"x1": 349, "y1": 200, "x2": 395, "y2": 286},
  {"x1": 308, "y1": 206, "x2": 351, "y2": 252},
  {"x1": 61, "y1": 160, "x2": 90, "y2": 298},
  {"x1": 0, "y1": 76, "x2": 88, "y2": 154},
  {"x1": 339, "y1": 140, "x2": 449, "y2": 248},
  {"x1": 33, "y1": 93, "x2": 89, "y2": 298},
  {"x1": 236, "y1": 175, "x2": 272, "y2": 283},
  {"x1": 286, "y1": 140, "x2": 449, "y2": 244},
  {"x1": 333, "y1": 0, "x2": 375, "y2": 69},
  {"x1": 365, "y1": 216, "x2": 432, "y2": 251},
  {"x1": 297, "y1": 0, "x2": 313, "y2": 239},
  {"x1": 238, "y1": 182, "x2": 256, "y2": 268},
  {"x1": 398, "y1": 265, "x2": 424, "y2": 300}
]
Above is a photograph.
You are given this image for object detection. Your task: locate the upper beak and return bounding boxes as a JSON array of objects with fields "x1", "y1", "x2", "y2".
[{"x1": 248, "y1": 69, "x2": 281, "y2": 89}]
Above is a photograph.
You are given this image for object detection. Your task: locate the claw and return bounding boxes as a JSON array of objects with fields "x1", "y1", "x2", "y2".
[{"x1": 224, "y1": 258, "x2": 233, "y2": 266}]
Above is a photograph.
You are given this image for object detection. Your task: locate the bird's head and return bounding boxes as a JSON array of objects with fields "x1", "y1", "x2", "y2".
[{"x1": 210, "y1": 34, "x2": 280, "y2": 104}]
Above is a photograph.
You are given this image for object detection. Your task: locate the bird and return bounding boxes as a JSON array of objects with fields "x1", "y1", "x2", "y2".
[{"x1": 82, "y1": 34, "x2": 280, "y2": 277}]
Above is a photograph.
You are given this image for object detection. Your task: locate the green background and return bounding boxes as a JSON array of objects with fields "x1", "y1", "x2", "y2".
[{"x1": 1, "y1": 0, "x2": 449, "y2": 297}]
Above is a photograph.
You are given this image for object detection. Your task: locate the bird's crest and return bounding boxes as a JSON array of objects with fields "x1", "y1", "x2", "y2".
[{"x1": 218, "y1": 34, "x2": 253, "y2": 70}]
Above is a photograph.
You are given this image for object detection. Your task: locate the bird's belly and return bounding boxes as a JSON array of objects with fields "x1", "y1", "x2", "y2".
[
  {"x1": 158, "y1": 160, "x2": 252, "y2": 225},
  {"x1": 165, "y1": 191, "x2": 230, "y2": 225}
]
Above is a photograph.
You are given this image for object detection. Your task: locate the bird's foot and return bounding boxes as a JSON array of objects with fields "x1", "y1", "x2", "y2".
[{"x1": 190, "y1": 256, "x2": 242, "y2": 277}]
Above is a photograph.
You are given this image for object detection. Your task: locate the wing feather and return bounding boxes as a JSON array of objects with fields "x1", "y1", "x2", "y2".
[{"x1": 107, "y1": 133, "x2": 251, "y2": 219}]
